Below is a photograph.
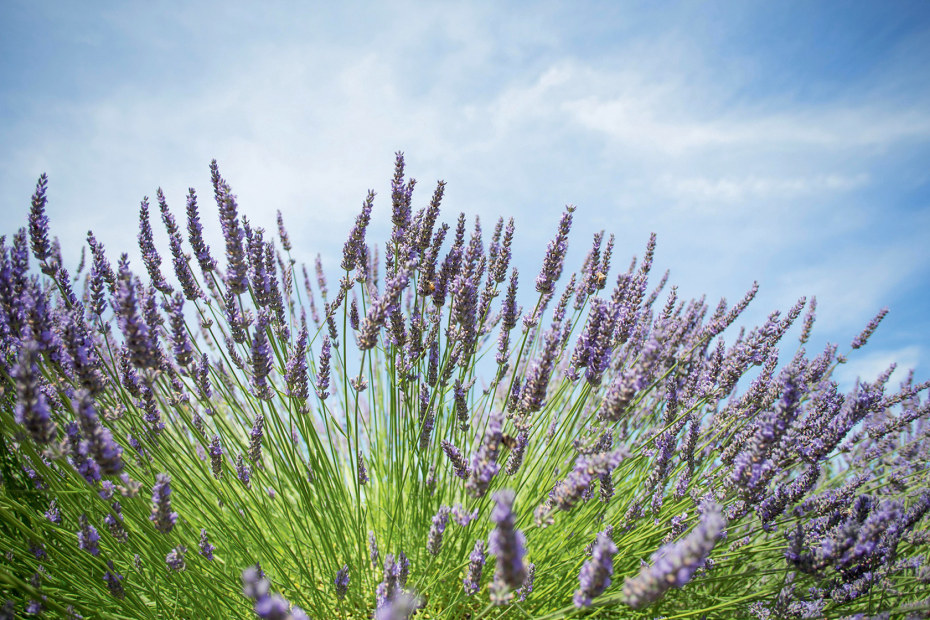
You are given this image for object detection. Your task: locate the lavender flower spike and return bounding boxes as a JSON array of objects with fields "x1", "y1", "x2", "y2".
[
  {"x1": 535, "y1": 204, "x2": 575, "y2": 294},
  {"x1": 426, "y1": 506, "x2": 452, "y2": 555},
  {"x1": 13, "y1": 342, "x2": 58, "y2": 445},
  {"x1": 466, "y1": 409, "x2": 503, "y2": 498},
  {"x1": 463, "y1": 540, "x2": 486, "y2": 595},
  {"x1": 441, "y1": 439, "x2": 471, "y2": 479},
  {"x1": 574, "y1": 532, "x2": 618, "y2": 607},
  {"x1": 199, "y1": 529, "x2": 215, "y2": 560},
  {"x1": 335, "y1": 565, "x2": 350, "y2": 600},
  {"x1": 488, "y1": 489, "x2": 528, "y2": 605},
  {"x1": 622, "y1": 503, "x2": 725, "y2": 609},
  {"x1": 150, "y1": 473, "x2": 178, "y2": 534}
]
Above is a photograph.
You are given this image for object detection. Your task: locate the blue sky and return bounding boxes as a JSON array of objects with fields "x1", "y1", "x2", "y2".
[{"x1": 1, "y1": 1, "x2": 928, "y2": 387}]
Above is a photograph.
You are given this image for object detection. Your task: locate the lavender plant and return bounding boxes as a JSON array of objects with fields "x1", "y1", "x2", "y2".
[{"x1": 1, "y1": 154, "x2": 929, "y2": 618}]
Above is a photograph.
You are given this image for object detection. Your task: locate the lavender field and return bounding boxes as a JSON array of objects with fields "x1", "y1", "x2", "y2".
[{"x1": 0, "y1": 154, "x2": 928, "y2": 618}]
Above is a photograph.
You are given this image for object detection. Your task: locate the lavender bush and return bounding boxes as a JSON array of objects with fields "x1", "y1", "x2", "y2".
[{"x1": 1, "y1": 155, "x2": 929, "y2": 618}]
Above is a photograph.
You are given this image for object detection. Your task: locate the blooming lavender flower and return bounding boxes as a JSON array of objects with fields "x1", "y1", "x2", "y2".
[
  {"x1": 334, "y1": 565, "x2": 350, "y2": 600},
  {"x1": 166, "y1": 546, "x2": 187, "y2": 571},
  {"x1": 441, "y1": 440, "x2": 470, "y2": 479},
  {"x1": 316, "y1": 335, "x2": 331, "y2": 400},
  {"x1": 851, "y1": 307, "x2": 889, "y2": 349},
  {"x1": 202, "y1": 435, "x2": 223, "y2": 481},
  {"x1": 574, "y1": 532, "x2": 618, "y2": 607},
  {"x1": 199, "y1": 528, "x2": 215, "y2": 560},
  {"x1": 28, "y1": 173, "x2": 52, "y2": 267},
  {"x1": 237, "y1": 454, "x2": 252, "y2": 489},
  {"x1": 45, "y1": 500, "x2": 61, "y2": 524},
  {"x1": 75, "y1": 390, "x2": 123, "y2": 475},
  {"x1": 374, "y1": 590, "x2": 421, "y2": 620},
  {"x1": 13, "y1": 342, "x2": 57, "y2": 445},
  {"x1": 517, "y1": 562, "x2": 536, "y2": 602},
  {"x1": 397, "y1": 551, "x2": 410, "y2": 588},
  {"x1": 548, "y1": 449, "x2": 628, "y2": 513},
  {"x1": 251, "y1": 312, "x2": 274, "y2": 400},
  {"x1": 466, "y1": 409, "x2": 503, "y2": 498},
  {"x1": 103, "y1": 560, "x2": 125, "y2": 599},
  {"x1": 463, "y1": 539, "x2": 486, "y2": 596},
  {"x1": 452, "y1": 503, "x2": 479, "y2": 527},
  {"x1": 114, "y1": 257, "x2": 159, "y2": 370},
  {"x1": 535, "y1": 205, "x2": 575, "y2": 294},
  {"x1": 138, "y1": 197, "x2": 171, "y2": 292},
  {"x1": 369, "y1": 531, "x2": 380, "y2": 569},
  {"x1": 488, "y1": 489, "x2": 527, "y2": 605},
  {"x1": 426, "y1": 506, "x2": 452, "y2": 555},
  {"x1": 77, "y1": 514, "x2": 100, "y2": 556},
  {"x1": 213, "y1": 164, "x2": 249, "y2": 294},
  {"x1": 150, "y1": 473, "x2": 177, "y2": 534},
  {"x1": 185, "y1": 188, "x2": 217, "y2": 275},
  {"x1": 357, "y1": 257, "x2": 418, "y2": 350},
  {"x1": 622, "y1": 503, "x2": 725, "y2": 609},
  {"x1": 106, "y1": 501, "x2": 128, "y2": 543},
  {"x1": 342, "y1": 191, "x2": 375, "y2": 272},
  {"x1": 504, "y1": 430, "x2": 529, "y2": 476},
  {"x1": 353, "y1": 450, "x2": 370, "y2": 486},
  {"x1": 249, "y1": 413, "x2": 265, "y2": 464}
]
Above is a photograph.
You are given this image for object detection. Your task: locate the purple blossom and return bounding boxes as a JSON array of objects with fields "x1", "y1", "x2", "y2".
[
  {"x1": 334, "y1": 564, "x2": 350, "y2": 600},
  {"x1": 199, "y1": 529, "x2": 215, "y2": 560},
  {"x1": 504, "y1": 431, "x2": 529, "y2": 476},
  {"x1": 426, "y1": 506, "x2": 452, "y2": 555},
  {"x1": 249, "y1": 413, "x2": 265, "y2": 464},
  {"x1": 342, "y1": 191, "x2": 374, "y2": 272},
  {"x1": 622, "y1": 503, "x2": 725, "y2": 609},
  {"x1": 185, "y1": 188, "x2": 217, "y2": 275},
  {"x1": 77, "y1": 514, "x2": 100, "y2": 556},
  {"x1": 13, "y1": 342, "x2": 57, "y2": 445},
  {"x1": 45, "y1": 500, "x2": 61, "y2": 524},
  {"x1": 75, "y1": 390, "x2": 123, "y2": 475},
  {"x1": 463, "y1": 539, "x2": 486, "y2": 596},
  {"x1": 358, "y1": 451, "x2": 369, "y2": 485},
  {"x1": 251, "y1": 312, "x2": 274, "y2": 400},
  {"x1": 28, "y1": 173, "x2": 52, "y2": 267},
  {"x1": 369, "y1": 531, "x2": 380, "y2": 569},
  {"x1": 452, "y1": 503, "x2": 478, "y2": 527},
  {"x1": 103, "y1": 560, "x2": 125, "y2": 599},
  {"x1": 209, "y1": 434, "x2": 224, "y2": 479},
  {"x1": 150, "y1": 473, "x2": 177, "y2": 534},
  {"x1": 138, "y1": 197, "x2": 171, "y2": 292},
  {"x1": 213, "y1": 162, "x2": 249, "y2": 294},
  {"x1": 535, "y1": 205, "x2": 575, "y2": 294},
  {"x1": 574, "y1": 532, "x2": 618, "y2": 607},
  {"x1": 237, "y1": 454, "x2": 252, "y2": 489},
  {"x1": 316, "y1": 335, "x2": 332, "y2": 400},
  {"x1": 466, "y1": 410, "x2": 503, "y2": 498},
  {"x1": 548, "y1": 449, "x2": 628, "y2": 513},
  {"x1": 166, "y1": 545, "x2": 187, "y2": 571},
  {"x1": 488, "y1": 489, "x2": 527, "y2": 605},
  {"x1": 517, "y1": 562, "x2": 536, "y2": 602},
  {"x1": 441, "y1": 440, "x2": 470, "y2": 479},
  {"x1": 851, "y1": 307, "x2": 888, "y2": 349}
]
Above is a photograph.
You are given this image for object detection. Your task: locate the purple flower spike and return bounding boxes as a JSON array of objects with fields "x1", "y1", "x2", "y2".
[
  {"x1": 13, "y1": 342, "x2": 58, "y2": 445},
  {"x1": 75, "y1": 390, "x2": 123, "y2": 475},
  {"x1": 166, "y1": 545, "x2": 187, "y2": 572},
  {"x1": 622, "y1": 503, "x2": 725, "y2": 609},
  {"x1": 77, "y1": 514, "x2": 100, "y2": 556},
  {"x1": 488, "y1": 489, "x2": 527, "y2": 605},
  {"x1": 535, "y1": 205, "x2": 575, "y2": 294},
  {"x1": 463, "y1": 540, "x2": 486, "y2": 596},
  {"x1": 426, "y1": 506, "x2": 452, "y2": 555},
  {"x1": 29, "y1": 173, "x2": 52, "y2": 266},
  {"x1": 150, "y1": 473, "x2": 178, "y2": 534},
  {"x1": 199, "y1": 529, "x2": 215, "y2": 560},
  {"x1": 103, "y1": 560, "x2": 125, "y2": 599},
  {"x1": 334, "y1": 564, "x2": 350, "y2": 600},
  {"x1": 466, "y1": 410, "x2": 503, "y2": 498},
  {"x1": 574, "y1": 532, "x2": 618, "y2": 607}
]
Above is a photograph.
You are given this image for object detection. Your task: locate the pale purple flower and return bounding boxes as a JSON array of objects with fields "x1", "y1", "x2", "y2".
[
  {"x1": 575, "y1": 533, "x2": 618, "y2": 607},
  {"x1": 334, "y1": 564, "x2": 350, "y2": 600},
  {"x1": 463, "y1": 539, "x2": 486, "y2": 596},
  {"x1": 150, "y1": 473, "x2": 177, "y2": 534},
  {"x1": 488, "y1": 489, "x2": 527, "y2": 605}
]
